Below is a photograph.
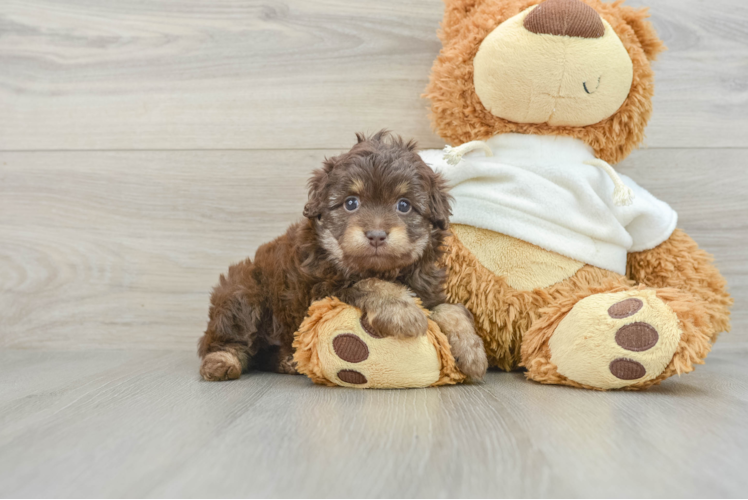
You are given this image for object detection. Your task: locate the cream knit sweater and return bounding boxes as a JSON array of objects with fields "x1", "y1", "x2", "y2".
[{"x1": 420, "y1": 133, "x2": 677, "y2": 275}]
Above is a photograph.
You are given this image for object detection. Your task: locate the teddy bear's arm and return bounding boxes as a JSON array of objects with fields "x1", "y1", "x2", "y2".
[{"x1": 626, "y1": 229, "x2": 733, "y2": 340}]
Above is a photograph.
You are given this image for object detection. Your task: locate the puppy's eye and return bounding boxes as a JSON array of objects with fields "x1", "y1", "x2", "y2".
[
  {"x1": 396, "y1": 199, "x2": 411, "y2": 214},
  {"x1": 344, "y1": 196, "x2": 360, "y2": 212}
]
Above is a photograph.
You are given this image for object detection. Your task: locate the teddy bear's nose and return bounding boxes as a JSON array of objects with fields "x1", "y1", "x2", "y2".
[{"x1": 524, "y1": 0, "x2": 605, "y2": 39}]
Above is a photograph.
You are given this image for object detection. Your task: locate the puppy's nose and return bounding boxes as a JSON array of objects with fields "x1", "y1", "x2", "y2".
[
  {"x1": 366, "y1": 230, "x2": 388, "y2": 246},
  {"x1": 524, "y1": 0, "x2": 605, "y2": 39}
]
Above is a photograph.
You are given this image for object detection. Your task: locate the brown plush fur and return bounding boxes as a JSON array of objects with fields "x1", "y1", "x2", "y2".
[
  {"x1": 424, "y1": 0, "x2": 666, "y2": 164},
  {"x1": 443, "y1": 232, "x2": 631, "y2": 371},
  {"x1": 198, "y1": 131, "x2": 482, "y2": 380},
  {"x1": 292, "y1": 297, "x2": 346, "y2": 387},
  {"x1": 627, "y1": 229, "x2": 733, "y2": 340}
]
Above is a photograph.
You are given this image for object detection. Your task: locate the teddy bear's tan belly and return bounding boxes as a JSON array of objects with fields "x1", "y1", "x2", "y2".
[{"x1": 451, "y1": 224, "x2": 584, "y2": 291}]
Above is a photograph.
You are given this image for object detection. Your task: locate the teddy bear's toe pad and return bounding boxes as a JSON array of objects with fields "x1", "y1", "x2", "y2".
[
  {"x1": 332, "y1": 334, "x2": 369, "y2": 363},
  {"x1": 614, "y1": 322, "x2": 658, "y2": 352},
  {"x1": 609, "y1": 358, "x2": 646, "y2": 380},
  {"x1": 318, "y1": 306, "x2": 442, "y2": 388},
  {"x1": 608, "y1": 298, "x2": 643, "y2": 318},
  {"x1": 337, "y1": 369, "x2": 368, "y2": 385},
  {"x1": 548, "y1": 290, "x2": 682, "y2": 389}
]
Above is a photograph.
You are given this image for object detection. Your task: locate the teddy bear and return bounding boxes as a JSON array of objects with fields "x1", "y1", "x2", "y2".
[
  {"x1": 414, "y1": 0, "x2": 733, "y2": 390},
  {"x1": 293, "y1": 0, "x2": 732, "y2": 390}
]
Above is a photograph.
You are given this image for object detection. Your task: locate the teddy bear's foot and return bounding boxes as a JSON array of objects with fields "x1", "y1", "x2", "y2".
[
  {"x1": 200, "y1": 351, "x2": 243, "y2": 381},
  {"x1": 293, "y1": 298, "x2": 466, "y2": 388},
  {"x1": 316, "y1": 306, "x2": 442, "y2": 388},
  {"x1": 548, "y1": 290, "x2": 680, "y2": 389},
  {"x1": 523, "y1": 288, "x2": 713, "y2": 390}
]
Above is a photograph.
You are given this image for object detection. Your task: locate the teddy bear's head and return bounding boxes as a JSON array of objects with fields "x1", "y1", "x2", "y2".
[{"x1": 425, "y1": 0, "x2": 665, "y2": 163}]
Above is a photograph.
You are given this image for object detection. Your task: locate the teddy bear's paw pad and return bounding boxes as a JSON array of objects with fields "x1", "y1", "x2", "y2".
[
  {"x1": 317, "y1": 306, "x2": 441, "y2": 388},
  {"x1": 608, "y1": 298, "x2": 643, "y2": 318},
  {"x1": 608, "y1": 358, "x2": 646, "y2": 380},
  {"x1": 337, "y1": 369, "x2": 367, "y2": 385},
  {"x1": 548, "y1": 290, "x2": 682, "y2": 389},
  {"x1": 614, "y1": 322, "x2": 658, "y2": 352},
  {"x1": 332, "y1": 334, "x2": 369, "y2": 363}
]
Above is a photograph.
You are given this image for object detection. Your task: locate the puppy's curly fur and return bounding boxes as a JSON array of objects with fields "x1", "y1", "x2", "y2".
[{"x1": 198, "y1": 131, "x2": 487, "y2": 381}]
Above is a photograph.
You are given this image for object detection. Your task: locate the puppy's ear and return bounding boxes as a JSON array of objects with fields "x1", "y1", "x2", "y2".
[
  {"x1": 303, "y1": 158, "x2": 335, "y2": 219},
  {"x1": 428, "y1": 170, "x2": 452, "y2": 231}
]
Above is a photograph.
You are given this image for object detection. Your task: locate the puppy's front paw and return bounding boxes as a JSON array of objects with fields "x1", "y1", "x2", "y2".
[
  {"x1": 365, "y1": 300, "x2": 429, "y2": 339},
  {"x1": 200, "y1": 351, "x2": 242, "y2": 381},
  {"x1": 277, "y1": 354, "x2": 299, "y2": 375},
  {"x1": 431, "y1": 304, "x2": 488, "y2": 381}
]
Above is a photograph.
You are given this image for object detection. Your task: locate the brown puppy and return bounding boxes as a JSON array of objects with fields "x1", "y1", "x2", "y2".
[{"x1": 198, "y1": 131, "x2": 488, "y2": 382}]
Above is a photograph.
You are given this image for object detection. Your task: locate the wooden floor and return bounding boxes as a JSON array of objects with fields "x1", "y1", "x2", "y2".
[
  {"x1": 0, "y1": 345, "x2": 747, "y2": 498},
  {"x1": 1, "y1": 0, "x2": 747, "y2": 497}
]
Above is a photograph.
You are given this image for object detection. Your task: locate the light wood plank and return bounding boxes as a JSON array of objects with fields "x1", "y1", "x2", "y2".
[
  {"x1": 0, "y1": 350, "x2": 282, "y2": 497},
  {"x1": 0, "y1": 148, "x2": 745, "y2": 351},
  {"x1": 1, "y1": 0, "x2": 747, "y2": 151},
  {"x1": 0, "y1": 149, "x2": 316, "y2": 350},
  {"x1": 0, "y1": 346, "x2": 746, "y2": 497}
]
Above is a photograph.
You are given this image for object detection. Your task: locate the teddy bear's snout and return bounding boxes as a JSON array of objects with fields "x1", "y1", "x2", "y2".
[{"x1": 524, "y1": 0, "x2": 605, "y2": 39}]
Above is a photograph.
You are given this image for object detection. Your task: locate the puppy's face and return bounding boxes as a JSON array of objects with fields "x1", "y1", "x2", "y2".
[{"x1": 304, "y1": 132, "x2": 451, "y2": 274}]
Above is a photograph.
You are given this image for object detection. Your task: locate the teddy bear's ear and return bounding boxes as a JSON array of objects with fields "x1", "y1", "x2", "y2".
[
  {"x1": 619, "y1": 5, "x2": 666, "y2": 61},
  {"x1": 441, "y1": 0, "x2": 484, "y2": 35}
]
